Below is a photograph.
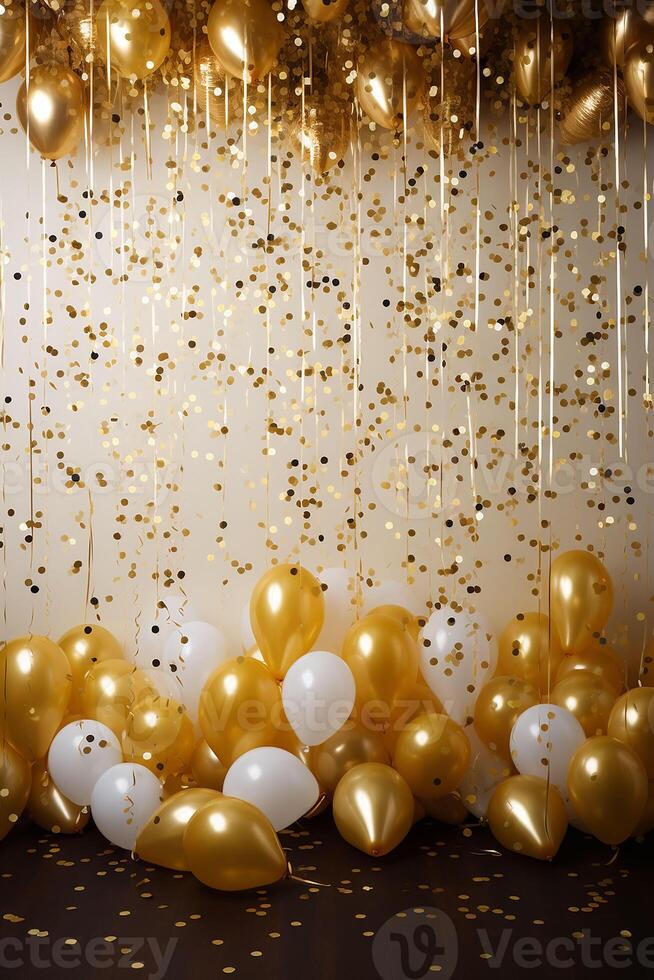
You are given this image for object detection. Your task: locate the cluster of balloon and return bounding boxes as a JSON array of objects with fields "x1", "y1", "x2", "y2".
[
  {"x1": 514, "y1": 16, "x2": 573, "y2": 106},
  {"x1": 602, "y1": 5, "x2": 654, "y2": 126}
]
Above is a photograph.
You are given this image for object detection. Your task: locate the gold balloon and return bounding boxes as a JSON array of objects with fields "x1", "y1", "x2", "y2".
[
  {"x1": 514, "y1": 18, "x2": 574, "y2": 107},
  {"x1": 207, "y1": 0, "x2": 283, "y2": 84},
  {"x1": 333, "y1": 762, "x2": 414, "y2": 856},
  {"x1": 291, "y1": 99, "x2": 348, "y2": 175},
  {"x1": 183, "y1": 796, "x2": 288, "y2": 890},
  {"x1": 356, "y1": 38, "x2": 423, "y2": 131},
  {"x1": 450, "y1": 22, "x2": 495, "y2": 59},
  {"x1": 560, "y1": 72, "x2": 627, "y2": 146},
  {"x1": 190, "y1": 737, "x2": 227, "y2": 791},
  {"x1": 0, "y1": 741, "x2": 31, "y2": 840},
  {"x1": 301, "y1": 0, "x2": 349, "y2": 23},
  {"x1": 16, "y1": 64, "x2": 85, "y2": 161},
  {"x1": 308, "y1": 723, "x2": 390, "y2": 795},
  {"x1": 136, "y1": 787, "x2": 220, "y2": 870},
  {"x1": 83, "y1": 659, "x2": 157, "y2": 738},
  {"x1": 57, "y1": 1, "x2": 98, "y2": 62},
  {"x1": 608, "y1": 688, "x2": 654, "y2": 778},
  {"x1": 0, "y1": 5, "x2": 26, "y2": 84},
  {"x1": 488, "y1": 775, "x2": 568, "y2": 861},
  {"x1": 550, "y1": 550, "x2": 613, "y2": 654},
  {"x1": 250, "y1": 563, "x2": 325, "y2": 680},
  {"x1": 96, "y1": 0, "x2": 171, "y2": 80},
  {"x1": 551, "y1": 669, "x2": 616, "y2": 738},
  {"x1": 27, "y1": 759, "x2": 90, "y2": 834},
  {"x1": 421, "y1": 792, "x2": 468, "y2": 825},
  {"x1": 343, "y1": 613, "x2": 419, "y2": 722},
  {"x1": 369, "y1": 604, "x2": 421, "y2": 642},
  {"x1": 58, "y1": 624, "x2": 123, "y2": 714},
  {"x1": 193, "y1": 39, "x2": 239, "y2": 129},
  {"x1": 496, "y1": 612, "x2": 564, "y2": 693},
  {"x1": 555, "y1": 641, "x2": 625, "y2": 694},
  {"x1": 624, "y1": 40, "x2": 654, "y2": 125},
  {"x1": 0, "y1": 635, "x2": 72, "y2": 762},
  {"x1": 382, "y1": 675, "x2": 442, "y2": 755},
  {"x1": 473, "y1": 675, "x2": 539, "y2": 760},
  {"x1": 633, "y1": 782, "x2": 654, "y2": 836},
  {"x1": 601, "y1": 9, "x2": 654, "y2": 71},
  {"x1": 567, "y1": 736, "x2": 648, "y2": 845},
  {"x1": 199, "y1": 656, "x2": 282, "y2": 767},
  {"x1": 404, "y1": 0, "x2": 487, "y2": 40},
  {"x1": 123, "y1": 695, "x2": 195, "y2": 778},
  {"x1": 392, "y1": 713, "x2": 470, "y2": 801}
]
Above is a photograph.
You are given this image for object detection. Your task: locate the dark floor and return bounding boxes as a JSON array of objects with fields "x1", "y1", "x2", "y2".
[{"x1": 0, "y1": 813, "x2": 653, "y2": 979}]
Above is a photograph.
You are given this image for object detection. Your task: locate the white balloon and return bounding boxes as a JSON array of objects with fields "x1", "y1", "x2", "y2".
[
  {"x1": 240, "y1": 602, "x2": 256, "y2": 651},
  {"x1": 316, "y1": 567, "x2": 356, "y2": 655},
  {"x1": 90, "y1": 763, "x2": 162, "y2": 850},
  {"x1": 162, "y1": 621, "x2": 230, "y2": 722},
  {"x1": 223, "y1": 747, "x2": 319, "y2": 831},
  {"x1": 420, "y1": 608, "x2": 497, "y2": 725},
  {"x1": 136, "y1": 593, "x2": 198, "y2": 668},
  {"x1": 282, "y1": 650, "x2": 355, "y2": 747},
  {"x1": 48, "y1": 720, "x2": 123, "y2": 806},
  {"x1": 510, "y1": 703, "x2": 585, "y2": 817},
  {"x1": 362, "y1": 579, "x2": 423, "y2": 617},
  {"x1": 458, "y1": 726, "x2": 510, "y2": 819}
]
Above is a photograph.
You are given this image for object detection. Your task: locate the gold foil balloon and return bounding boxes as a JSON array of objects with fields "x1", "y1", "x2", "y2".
[
  {"x1": 96, "y1": 0, "x2": 171, "y2": 80},
  {"x1": 608, "y1": 689, "x2": 654, "y2": 778},
  {"x1": 601, "y1": 9, "x2": 654, "y2": 70},
  {"x1": 514, "y1": 18, "x2": 574, "y2": 106},
  {"x1": 291, "y1": 100, "x2": 348, "y2": 175},
  {"x1": 82, "y1": 659, "x2": 156, "y2": 738},
  {"x1": 183, "y1": 796, "x2": 287, "y2": 890},
  {"x1": 368, "y1": 604, "x2": 420, "y2": 642},
  {"x1": 392, "y1": 713, "x2": 470, "y2": 801},
  {"x1": 567, "y1": 736, "x2": 648, "y2": 845},
  {"x1": 190, "y1": 737, "x2": 227, "y2": 791},
  {"x1": 0, "y1": 741, "x2": 31, "y2": 840},
  {"x1": 343, "y1": 613, "x2": 419, "y2": 721},
  {"x1": 27, "y1": 759, "x2": 90, "y2": 834},
  {"x1": 136, "y1": 787, "x2": 220, "y2": 870},
  {"x1": 550, "y1": 550, "x2": 613, "y2": 654},
  {"x1": 199, "y1": 656, "x2": 282, "y2": 767},
  {"x1": 551, "y1": 669, "x2": 616, "y2": 738},
  {"x1": 207, "y1": 0, "x2": 283, "y2": 84},
  {"x1": 123, "y1": 695, "x2": 195, "y2": 778},
  {"x1": 301, "y1": 0, "x2": 349, "y2": 23},
  {"x1": 0, "y1": 5, "x2": 26, "y2": 84},
  {"x1": 555, "y1": 642, "x2": 626, "y2": 694},
  {"x1": 58, "y1": 624, "x2": 123, "y2": 714},
  {"x1": 624, "y1": 40, "x2": 654, "y2": 126},
  {"x1": 250, "y1": 564, "x2": 325, "y2": 679},
  {"x1": 560, "y1": 72, "x2": 627, "y2": 146},
  {"x1": 333, "y1": 762, "x2": 414, "y2": 856},
  {"x1": 404, "y1": 0, "x2": 487, "y2": 40},
  {"x1": 496, "y1": 612, "x2": 564, "y2": 693},
  {"x1": 0, "y1": 635, "x2": 72, "y2": 762},
  {"x1": 356, "y1": 38, "x2": 422, "y2": 131},
  {"x1": 421, "y1": 792, "x2": 468, "y2": 825},
  {"x1": 16, "y1": 65, "x2": 85, "y2": 161},
  {"x1": 193, "y1": 39, "x2": 237, "y2": 129},
  {"x1": 473, "y1": 675, "x2": 539, "y2": 760},
  {"x1": 308, "y1": 723, "x2": 390, "y2": 795},
  {"x1": 488, "y1": 775, "x2": 568, "y2": 861}
]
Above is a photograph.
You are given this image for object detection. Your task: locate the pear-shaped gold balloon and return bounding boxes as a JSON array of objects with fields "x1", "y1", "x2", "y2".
[
  {"x1": 83, "y1": 659, "x2": 157, "y2": 738},
  {"x1": 488, "y1": 775, "x2": 568, "y2": 860},
  {"x1": 308, "y1": 723, "x2": 390, "y2": 795},
  {"x1": 58, "y1": 624, "x2": 123, "y2": 714},
  {"x1": 608, "y1": 688, "x2": 654, "y2": 779},
  {"x1": 556, "y1": 641, "x2": 626, "y2": 694},
  {"x1": 123, "y1": 695, "x2": 195, "y2": 778},
  {"x1": 404, "y1": 0, "x2": 487, "y2": 40},
  {"x1": 567, "y1": 736, "x2": 648, "y2": 845},
  {"x1": 550, "y1": 550, "x2": 613, "y2": 654},
  {"x1": 0, "y1": 5, "x2": 27, "y2": 84},
  {"x1": 624, "y1": 39, "x2": 654, "y2": 126},
  {"x1": 514, "y1": 18, "x2": 573, "y2": 106},
  {"x1": 136, "y1": 787, "x2": 220, "y2": 870},
  {"x1": 250, "y1": 564, "x2": 325, "y2": 679},
  {"x1": 473, "y1": 675, "x2": 539, "y2": 760},
  {"x1": 207, "y1": 0, "x2": 283, "y2": 84},
  {"x1": 343, "y1": 613, "x2": 419, "y2": 718},
  {"x1": 356, "y1": 37, "x2": 423, "y2": 131},
  {"x1": 0, "y1": 741, "x2": 31, "y2": 840},
  {"x1": 16, "y1": 64, "x2": 86, "y2": 161},
  {"x1": 560, "y1": 72, "x2": 627, "y2": 146},
  {"x1": 190, "y1": 737, "x2": 227, "y2": 791},
  {"x1": 27, "y1": 759, "x2": 90, "y2": 834},
  {"x1": 184, "y1": 796, "x2": 288, "y2": 890},
  {"x1": 301, "y1": 0, "x2": 349, "y2": 23},
  {"x1": 0, "y1": 635, "x2": 72, "y2": 761},
  {"x1": 333, "y1": 762, "x2": 414, "y2": 856},
  {"x1": 96, "y1": 0, "x2": 171, "y2": 80},
  {"x1": 496, "y1": 612, "x2": 564, "y2": 693},
  {"x1": 392, "y1": 713, "x2": 470, "y2": 801},
  {"x1": 552, "y1": 669, "x2": 616, "y2": 738}
]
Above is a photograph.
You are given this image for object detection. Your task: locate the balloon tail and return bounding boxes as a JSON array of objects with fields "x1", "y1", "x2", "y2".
[
  {"x1": 606, "y1": 847, "x2": 620, "y2": 866},
  {"x1": 287, "y1": 863, "x2": 330, "y2": 888}
]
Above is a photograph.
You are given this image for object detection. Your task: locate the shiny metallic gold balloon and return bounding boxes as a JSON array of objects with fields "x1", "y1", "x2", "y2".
[
  {"x1": 560, "y1": 72, "x2": 627, "y2": 146},
  {"x1": 27, "y1": 759, "x2": 90, "y2": 834},
  {"x1": 207, "y1": 0, "x2": 283, "y2": 84},
  {"x1": 551, "y1": 669, "x2": 616, "y2": 738},
  {"x1": 368, "y1": 604, "x2": 420, "y2": 642},
  {"x1": 404, "y1": 0, "x2": 487, "y2": 40},
  {"x1": 193, "y1": 39, "x2": 238, "y2": 130},
  {"x1": 514, "y1": 18, "x2": 574, "y2": 106},
  {"x1": 608, "y1": 688, "x2": 654, "y2": 778},
  {"x1": 624, "y1": 39, "x2": 654, "y2": 125},
  {"x1": 473, "y1": 675, "x2": 539, "y2": 760},
  {"x1": 123, "y1": 695, "x2": 195, "y2": 778},
  {"x1": 183, "y1": 796, "x2": 288, "y2": 890},
  {"x1": 199, "y1": 656, "x2": 282, "y2": 767},
  {"x1": 550, "y1": 550, "x2": 613, "y2": 654},
  {"x1": 0, "y1": 741, "x2": 31, "y2": 840},
  {"x1": 421, "y1": 792, "x2": 468, "y2": 825},
  {"x1": 250, "y1": 564, "x2": 325, "y2": 679},
  {"x1": 633, "y1": 781, "x2": 654, "y2": 836},
  {"x1": 601, "y1": 9, "x2": 654, "y2": 70},
  {"x1": 136, "y1": 787, "x2": 220, "y2": 870},
  {"x1": 356, "y1": 38, "x2": 423, "y2": 131},
  {"x1": 301, "y1": 0, "x2": 349, "y2": 23},
  {"x1": 83, "y1": 659, "x2": 157, "y2": 738},
  {"x1": 343, "y1": 613, "x2": 419, "y2": 720},
  {"x1": 0, "y1": 5, "x2": 26, "y2": 84},
  {"x1": 96, "y1": 0, "x2": 171, "y2": 80},
  {"x1": 0, "y1": 635, "x2": 72, "y2": 761},
  {"x1": 190, "y1": 737, "x2": 227, "y2": 791},
  {"x1": 488, "y1": 775, "x2": 568, "y2": 860},
  {"x1": 291, "y1": 100, "x2": 348, "y2": 175},
  {"x1": 496, "y1": 612, "x2": 564, "y2": 693},
  {"x1": 555, "y1": 641, "x2": 626, "y2": 694},
  {"x1": 567, "y1": 736, "x2": 648, "y2": 845},
  {"x1": 58, "y1": 624, "x2": 123, "y2": 714},
  {"x1": 308, "y1": 723, "x2": 390, "y2": 795},
  {"x1": 333, "y1": 762, "x2": 414, "y2": 856},
  {"x1": 16, "y1": 65, "x2": 85, "y2": 161},
  {"x1": 392, "y1": 713, "x2": 470, "y2": 800}
]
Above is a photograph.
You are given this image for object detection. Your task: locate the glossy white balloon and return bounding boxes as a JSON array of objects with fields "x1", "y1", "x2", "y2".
[
  {"x1": 162, "y1": 621, "x2": 230, "y2": 722},
  {"x1": 362, "y1": 579, "x2": 423, "y2": 617},
  {"x1": 420, "y1": 608, "x2": 497, "y2": 725},
  {"x1": 223, "y1": 746, "x2": 319, "y2": 831},
  {"x1": 48, "y1": 719, "x2": 123, "y2": 805},
  {"x1": 90, "y1": 762, "x2": 162, "y2": 850},
  {"x1": 510, "y1": 703, "x2": 585, "y2": 817},
  {"x1": 316, "y1": 567, "x2": 356, "y2": 654},
  {"x1": 282, "y1": 650, "x2": 355, "y2": 746},
  {"x1": 458, "y1": 726, "x2": 510, "y2": 819}
]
